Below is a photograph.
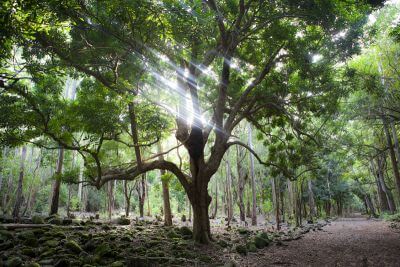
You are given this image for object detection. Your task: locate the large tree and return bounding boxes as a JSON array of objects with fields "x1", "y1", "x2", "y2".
[{"x1": 1, "y1": 0, "x2": 375, "y2": 243}]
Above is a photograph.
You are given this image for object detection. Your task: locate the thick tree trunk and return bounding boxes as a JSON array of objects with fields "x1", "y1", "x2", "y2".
[
  {"x1": 365, "y1": 194, "x2": 376, "y2": 217},
  {"x1": 248, "y1": 124, "x2": 257, "y2": 226},
  {"x1": 49, "y1": 148, "x2": 64, "y2": 215},
  {"x1": 189, "y1": 187, "x2": 212, "y2": 244},
  {"x1": 372, "y1": 160, "x2": 389, "y2": 212},
  {"x1": 376, "y1": 156, "x2": 396, "y2": 213},
  {"x1": 382, "y1": 116, "x2": 400, "y2": 198},
  {"x1": 12, "y1": 146, "x2": 27, "y2": 219}
]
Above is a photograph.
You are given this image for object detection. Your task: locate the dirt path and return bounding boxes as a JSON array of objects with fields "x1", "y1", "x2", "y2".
[{"x1": 242, "y1": 217, "x2": 400, "y2": 266}]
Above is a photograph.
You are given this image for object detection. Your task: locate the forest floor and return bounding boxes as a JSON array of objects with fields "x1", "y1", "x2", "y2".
[
  {"x1": 0, "y1": 214, "x2": 399, "y2": 266},
  {"x1": 241, "y1": 215, "x2": 400, "y2": 267}
]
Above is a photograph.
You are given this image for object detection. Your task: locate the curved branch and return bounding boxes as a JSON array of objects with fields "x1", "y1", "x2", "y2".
[{"x1": 99, "y1": 159, "x2": 191, "y2": 192}]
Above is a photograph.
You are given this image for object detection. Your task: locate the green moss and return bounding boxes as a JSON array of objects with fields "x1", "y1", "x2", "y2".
[
  {"x1": 235, "y1": 244, "x2": 247, "y2": 255},
  {"x1": 179, "y1": 226, "x2": 193, "y2": 237},
  {"x1": 32, "y1": 215, "x2": 45, "y2": 224},
  {"x1": 95, "y1": 243, "x2": 115, "y2": 257},
  {"x1": 0, "y1": 230, "x2": 13, "y2": 241},
  {"x1": 48, "y1": 217, "x2": 63, "y2": 225},
  {"x1": 44, "y1": 240, "x2": 59, "y2": 247},
  {"x1": 110, "y1": 261, "x2": 124, "y2": 267},
  {"x1": 254, "y1": 235, "x2": 269, "y2": 249},
  {"x1": 21, "y1": 247, "x2": 37, "y2": 257},
  {"x1": 24, "y1": 237, "x2": 39, "y2": 247},
  {"x1": 65, "y1": 240, "x2": 83, "y2": 254},
  {"x1": 197, "y1": 255, "x2": 212, "y2": 263},
  {"x1": 167, "y1": 230, "x2": 180, "y2": 238},
  {"x1": 217, "y1": 239, "x2": 229, "y2": 248},
  {"x1": 237, "y1": 228, "x2": 249, "y2": 235},
  {"x1": 117, "y1": 217, "x2": 130, "y2": 225},
  {"x1": 24, "y1": 262, "x2": 40, "y2": 267},
  {"x1": 6, "y1": 257, "x2": 23, "y2": 267},
  {"x1": 259, "y1": 232, "x2": 270, "y2": 241},
  {"x1": 246, "y1": 242, "x2": 257, "y2": 252}
]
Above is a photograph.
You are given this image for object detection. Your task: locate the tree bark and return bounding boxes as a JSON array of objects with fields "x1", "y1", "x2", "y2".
[
  {"x1": 248, "y1": 124, "x2": 257, "y2": 226},
  {"x1": 12, "y1": 146, "x2": 27, "y2": 219},
  {"x1": 236, "y1": 146, "x2": 246, "y2": 222},
  {"x1": 225, "y1": 157, "x2": 233, "y2": 224},
  {"x1": 382, "y1": 115, "x2": 400, "y2": 198},
  {"x1": 49, "y1": 148, "x2": 64, "y2": 215},
  {"x1": 158, "y1": 142, "x2": 172, "y2": 226},
  {"x1": 123, "y1": 180, "x2": 132, "y2": 217},
  {"x1": 308, "y1": 180, "x2": 317, "y2": 219},
  {"x1": 137, "y1": 174, "x2": 146, "y2": 218},
  {"x1": 210, "y1": 180, "x2": 218, "y2": 219},
  {"x1": 107, "y1": 181, "x2": 114, "y2": 220},
  {"x1": 376, "y1": 156, "x2": 396, "y2": 213}
]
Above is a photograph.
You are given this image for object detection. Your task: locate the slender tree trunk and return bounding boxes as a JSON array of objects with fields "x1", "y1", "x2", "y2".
[
  {"x1": 157, "y1": 142, "x2": 172, "y2": 226},
  {"x1": 107, "y1": 181, "x2": 114, "y2": 220},
  {"x1": 211, "y1": 180, "x2": 218, "y2": 219},
  {"x1": 273, "y1": 176, "x2": 280, "y2": 230},
  {"x1": 146, "y1": 179, "x2": 151, "y2": 216},
  {"x1": 188, "y1": 196, "x2": 192, "y2": 222},
  {"x1": 382, "y1": 116, "x2": 400, "y2": 198},
  {"x1": 124, "y1": 181, "x2": 131, "y2": 217},
  {"x1": 248, "y1": 124, "x2": 257, "y2": 226},
  {"x1": 49, "y1": 148, "x2": 64, "y2": 215},
  {"x1": 225, "y1": 158, "x2": 233, "y2": 224},
  {"x1": 137, "y1": 174, "x2": 146, "y2": 218},
  {"x1": 236, "y1": 146, "x2": 246, "y2": 222},
  {"x1": 308, "y1": 180, "x2": 317, "y2": 219},
  {"x1": 78, "y1": 159, "x2": 83, "y2": 203},
  {"x1": 12, "y1": 146, "x2": 27, "y2": 219}
]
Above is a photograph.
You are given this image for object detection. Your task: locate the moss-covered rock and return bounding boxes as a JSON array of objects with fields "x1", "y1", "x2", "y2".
[
  {"x1": 0, "y1": 230, "x2": 13, "y2": 241},
  {"x1": 259, "y1": 232, "x2": 270, "y2": 241},
  {"x1": 237, "y1": 228, "x2": 249, "y2": 235},
  {"x1": 23, "y1": 237, "x2": 39, "y2": 247},
  {"x1": 24, "y1": 262, "x2": 40, "y2": 267},
  {"x1": 44, "y1": 239, "x2": 59, "y2": 247},
  {"x1": 217, "y1": 239, "x2": 229, "y2": 248},
  {"x1": 254, "y1": 235, "x2": 269, "y2": 249},
  {"x1": 51, "y1": 231, "x2": 67, "y2": 239},
  {"x1": 179, "y1": 226, "x2": 193, "y2": 237},
  {"x1": 21, "y1": 247, "x2": 37, "y2": 257},
  {"x1": 246, "y1": 242, "x2": 257, "y2": 252},
  {"x1": 32, "y1": 215, "x2": 45, "y2": 224},
  {"x1": 0, "y1": 241, "x2": 13, "y2": 250},
  {"x1": 6, "y1": 256, "x2": 23, "y2": 267},
  {"x1": 235, "y1": 244, "x2": 247, "y2": 255},
  {"x1": 65, "y1": 240, "x2": 83, "y2": 254},
  {"x1": 117, "y1": 217, "x2": 130, "y2": 225},
  {"x1": 54, "y1": 258, "x2": 71, "y2": 267},
  {"x1": 167, "y1": 230, "x2": 180, "y2": 238},
  {"x1": 95, "y1": 243, "x2": 115, "y2": 257},
  {"x1": 110, "y1": 261, "x2": 124, "y2": 267},
  {"x1": 197, "y1": 255, "x2": 212, "y2": 263},
  {"x1": 48, "y1": 217, "x2": 63, "y2": 225}
]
